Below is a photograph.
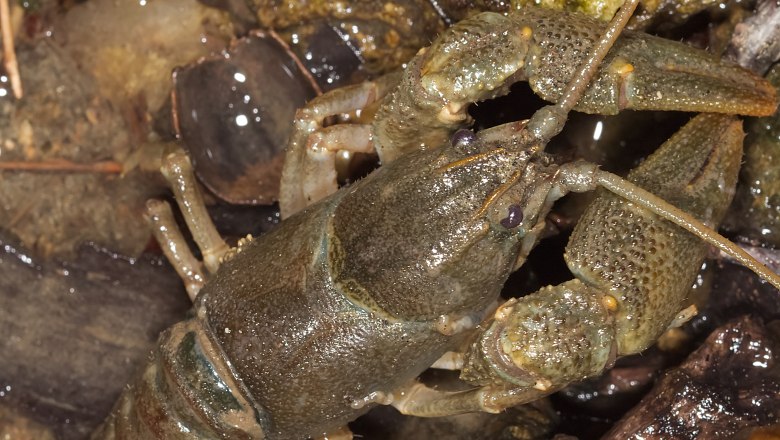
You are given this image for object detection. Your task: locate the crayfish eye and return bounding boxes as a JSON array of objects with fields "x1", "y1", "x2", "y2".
[
  {"x1": 500, "y1": 204, "x2": 524, "y2": 229},
  {"x1": 451, "y1": 129, "x2": 476, "y2": 148}
]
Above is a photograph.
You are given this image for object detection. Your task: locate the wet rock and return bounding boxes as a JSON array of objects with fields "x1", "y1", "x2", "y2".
[
  {"x1": 0, "y1": 232, "x2": 190, "y2": 439},
  {"x1": 603, "y1": 316, "x2": 780, "y2": 439}
]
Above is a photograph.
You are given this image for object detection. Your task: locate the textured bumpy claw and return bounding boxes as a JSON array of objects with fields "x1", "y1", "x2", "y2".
[
  {"x1": 392, "y1": 113, "x2": 746, "y2": 417},
  {"x1": 527, "y1": 25, "x2": 778, "y2": 116},
  {"x1": 564, "y1": 113, "x2": 744, "y2": 354},
  {"x1": 375, "y1": 8, "x2": 775, "y2": 158},
  {"x1": 401, "y1": 8, "x2": 776, "y2": 128},
  {"x1": 281, "y1": 7, "x2": 776, "y2": 218},
  {"x1": 473, "y1": 113, "x2": 743, "y2": 399}
]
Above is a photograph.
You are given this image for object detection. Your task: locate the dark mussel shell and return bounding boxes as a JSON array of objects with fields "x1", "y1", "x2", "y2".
[{"x1": 172, "y1": 31, "x2": 320, "y2": 205}]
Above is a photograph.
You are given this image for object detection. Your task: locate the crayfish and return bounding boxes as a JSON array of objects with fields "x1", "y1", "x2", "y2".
[{"x1": 94, "y1": 0, "x2": 780, "y2": 438}]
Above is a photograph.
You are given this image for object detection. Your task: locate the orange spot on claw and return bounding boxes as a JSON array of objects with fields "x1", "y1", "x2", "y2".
[{"x1": 603, "y1": 295, "x2": 618, "y2": 311}]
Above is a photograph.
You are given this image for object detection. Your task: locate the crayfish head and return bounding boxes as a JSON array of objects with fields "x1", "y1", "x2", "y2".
[{"x1": 329, "y1": 129, "x2": 559, "y2": 322}]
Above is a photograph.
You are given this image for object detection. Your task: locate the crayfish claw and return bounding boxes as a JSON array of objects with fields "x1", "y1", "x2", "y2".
[{"x1": 519, "y1": 8, "x2": 777, "y2": 116}]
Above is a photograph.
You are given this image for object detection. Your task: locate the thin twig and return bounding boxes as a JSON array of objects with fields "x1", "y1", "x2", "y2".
[
  {"x1": 0, "y1": 0, "x2": 22, "y2": 99},
  {"x1": 0, "y1": 159, "x2": 124, "y2": 173},
  {"x1": 8, "y1": 195, "x2": 35, "y2": 228}
]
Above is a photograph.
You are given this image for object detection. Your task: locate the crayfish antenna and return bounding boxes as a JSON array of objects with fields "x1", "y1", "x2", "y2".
[{"x1": 525, "y1": 0, "x2": 640, "y2": 144}]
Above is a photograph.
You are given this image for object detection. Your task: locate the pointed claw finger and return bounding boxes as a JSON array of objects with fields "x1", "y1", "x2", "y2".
[
  {"x1": 527, "y1": 19, "x2": 777, "y2": 116},
  {"x1": 605, "y1": 33, "x2": 776, "y2": 116}
]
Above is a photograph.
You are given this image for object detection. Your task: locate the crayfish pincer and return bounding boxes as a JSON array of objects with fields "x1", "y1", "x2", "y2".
[
  {"x1": 279, "y1": 6, "x2": 775, "y2": 216},
  {"x1": 94, "y1": 1, "x2": 780, "y2": 438}
]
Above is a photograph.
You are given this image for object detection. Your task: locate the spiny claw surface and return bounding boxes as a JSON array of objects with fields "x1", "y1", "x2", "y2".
[
  {"x1": 283, "y1": 6, "x2": 777, "y2": 217},
  {"x1": 462, "y1": 113, "x2": 744, "y2": 393},
  {"x1": 534, "y1": 30, "x2": 778, "y2": 116},
  {"x1": 565, "y1": 113, "x2": 744, "y2": 354},
  {"x1": 515, "y1": 8, "x2": 776, "y2": 116},
  {"x1": 374, "y1": 8, "x2": 775, "y2": 161}
]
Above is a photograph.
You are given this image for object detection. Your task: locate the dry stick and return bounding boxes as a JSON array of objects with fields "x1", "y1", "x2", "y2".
[
  {"x1": 0, "y1": 159, "x2": 124, "y2": 173},
  {"x1": 0, "y1": 0, "x2": 21, "y2": 98}
]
